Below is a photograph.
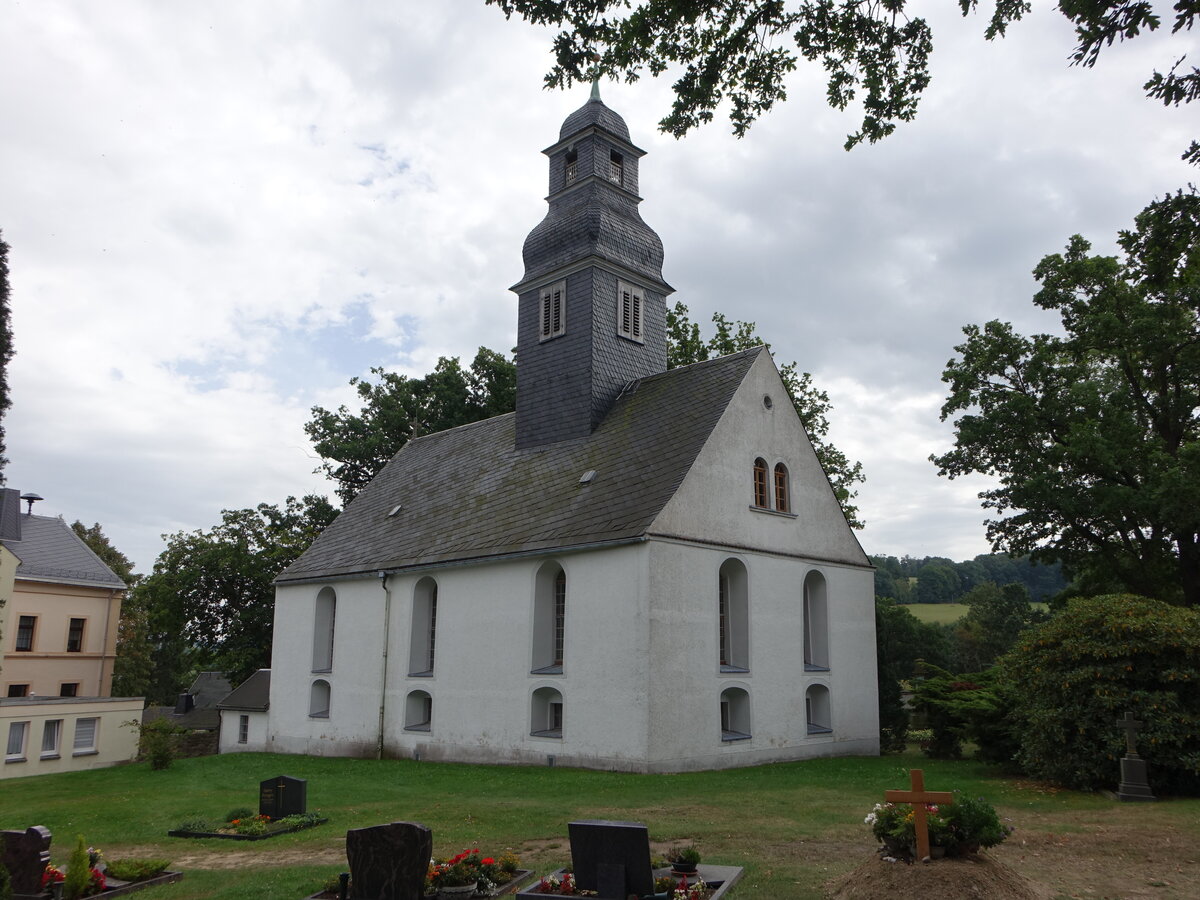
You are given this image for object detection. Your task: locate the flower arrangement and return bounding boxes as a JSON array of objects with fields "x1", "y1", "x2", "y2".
[
  {"x1": 425, "y1": 848, "x2": 520, "y2": 894},
  {"x1": 42, "y1": 862, "x2": 106, "y2": 897},
  {"x1": 530, "y1": 872, "x2": 576, "y2": 895},
  {"x1": 864, "y1": 791, "x2": 1013, "y2": 857},
  {"x1": 41, "y1": 865, "x2": 65, "y2": 889},
  {"x1": 670, "y1": 875, "x2": 710, "y2": 900},
  {"x1": 666, "y1": 845, "x2": 701, "y2": 871}
]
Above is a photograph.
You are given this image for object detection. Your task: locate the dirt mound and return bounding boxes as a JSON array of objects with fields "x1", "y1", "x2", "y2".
[{"x1": 826, "y1": 851, "x2": 1052, "y2": 900}]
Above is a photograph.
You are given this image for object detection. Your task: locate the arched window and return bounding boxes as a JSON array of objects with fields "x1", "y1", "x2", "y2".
[
  {"x1": 311, "y1": 586, "x2": 336, "y2": 673},
  {"x1": 752, "y1": 458, "x2": 769, "y2": 508},
  {"x1": 532, "y1": 561, "x2": 566, "y2": 673},
  {"x1": 531, "y1": 686, "x2": 564, "y2": 738},
  {"x1": 718, "y1": 559, "x2": 749, "y2": 672},
  {"x1": 803, "y1": 570, "x2": 829, "y2": 671},
  {"x1": 309, "y1": 680, "x2": 330, "y2": 718},
  {"x1": 404, "y1": 690, "x2": 432, "y2": 732},
  {"x1": 409, "y1": 578, "x2": 438, "y2": 676},
  {"x1": 806, "y1": 684, "x2": 832, "y2": 734},
  {"x1": 774, "y1": 463, "x2": 790, "y2": 513},
  {"x1": 720, "y1": 687, "x2": 751, "y2": 741}
]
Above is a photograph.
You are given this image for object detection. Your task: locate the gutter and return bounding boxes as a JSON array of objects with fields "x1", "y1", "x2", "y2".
[{"x1": 376, "y1": 571, "x2": 392, "y2": 760}]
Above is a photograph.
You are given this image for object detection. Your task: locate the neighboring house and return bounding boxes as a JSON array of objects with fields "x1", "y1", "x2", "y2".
[
  {"x1": 217, "y1": 669, "x2": 270, "y2": 753},
  {"x1": 266, "y1": 90, "x2": 879, "y2": 772},
  {"x1": 0, "y1": 488, "x2": 141, "y2": 779},
  {"x1": 142, "y1": 671, "x2": 232, "y2": 758}
]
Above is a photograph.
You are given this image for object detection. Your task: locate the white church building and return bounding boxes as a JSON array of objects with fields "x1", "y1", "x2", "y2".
[{"x1": 266, "y1": 91, "x2": 878, "y2": 772}]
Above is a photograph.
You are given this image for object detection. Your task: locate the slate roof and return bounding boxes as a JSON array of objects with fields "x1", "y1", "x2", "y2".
[
  {"x1": 217, "y1": 669, "x2": 270, "y2": 711},
  {"x1": 279, "y1": 347, "x2": 765, "y2": 583},
  {"x1": 559, "y1": 95, "x2": 631, "y2": 143},
  {"x1": 0, "y1": 512, "x2": 127, "y2": 589}
]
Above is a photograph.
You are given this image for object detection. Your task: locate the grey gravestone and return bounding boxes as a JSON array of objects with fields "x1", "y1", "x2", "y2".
[
  {"x1": 259, "y1": 774, "x2": 307, "y2": 817},
  {"x1": 568, "y1": 820, "x2": 655, "y2": 900},
  {"x1": 1116, "y1": 711, "x2": 1156, "y2": 802},
  {"x1": 1, "y1": 825, "x2": 52, "y2": 898},
  {"x1": 345, "y1": 821, "x2": 432, "y2": 900}
]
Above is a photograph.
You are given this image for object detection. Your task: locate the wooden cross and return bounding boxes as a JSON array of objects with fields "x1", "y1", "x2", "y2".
[
  {"x1": 884, "y1": 769, "x2": 954, "y2": 862},
  {"x1": 1117, "y1": 711, "x2": 1143, "y2": 757}
]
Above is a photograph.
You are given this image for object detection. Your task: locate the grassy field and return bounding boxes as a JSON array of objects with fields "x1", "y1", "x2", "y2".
[
  {"x1": 903, "y1": 603, "x2": 969, "y2": 624},
  {"x1": 2, "y1": 751, "x2": 1198, "y2": 899}
]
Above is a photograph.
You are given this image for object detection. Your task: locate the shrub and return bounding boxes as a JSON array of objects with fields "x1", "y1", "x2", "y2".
[
  {"x1": 174, "y1": 818, "x2": 210, "y2": 833},
  {"x1": 132, "y1": 718, "x2": 187, "y2": 770},
  {"x1": 998, "y1": 594, "x2": 1200, "y2": 793},
  {"x1": 224, "y1": 807, "x2": 255, "y2": 823},
  {"x1": 104, "y1": 859, "x2": 170, "y2": 882},
  {"x1": 62, "y1": 835, "x2": 103, "y2": 900}
]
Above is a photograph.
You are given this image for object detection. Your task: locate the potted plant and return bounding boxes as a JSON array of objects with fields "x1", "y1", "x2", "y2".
[{"x1": 666, "y1": 845, "x2": 701, "y2": 875}]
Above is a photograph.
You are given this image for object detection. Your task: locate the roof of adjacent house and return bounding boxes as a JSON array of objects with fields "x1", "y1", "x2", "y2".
[
  {"x1": 0, "y1": 509, "x2": 127, "y2": 589},
  {"x1": 278, "y1": 347, "x2": 765, "y2": 583},
  {"x1": 217, "y1": 669, "x2": 271, "y2": 711}
]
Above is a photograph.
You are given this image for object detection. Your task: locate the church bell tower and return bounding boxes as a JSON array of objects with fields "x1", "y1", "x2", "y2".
[{"x1": 512, "y1": 86, "x2": 673, "y2": 449}]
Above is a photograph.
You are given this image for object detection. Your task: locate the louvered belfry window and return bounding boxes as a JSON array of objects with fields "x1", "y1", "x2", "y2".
[
  {"x1": 540, "y1": 281, "x2": 566, "y2": 340},
  {"x1": 617, "y1": 281, "x2": 644, "y2": 342}
]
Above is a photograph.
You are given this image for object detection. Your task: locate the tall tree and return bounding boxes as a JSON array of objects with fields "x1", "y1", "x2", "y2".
[
  {"x1": 135, "y1": 494, "x2": 337, "y2": 697},
  {"x1": 667, "y1": 302, "x2": 864, "y2": 526},
  {"x1": 0, "y1": 230, "x2": 12, "y2": 483},
  {"x1": 933, "y1": 189, "x2": 1200, "y2": 605},
  {"x1": 485, "y1": 1, "x2": 1198, "y2": 161},
  {"x1": 70, "y1": 520, "x2": 136, "y2": 583}
]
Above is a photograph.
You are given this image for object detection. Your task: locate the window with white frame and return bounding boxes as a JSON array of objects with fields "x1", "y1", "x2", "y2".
[
  {"x1": 6, "y1": 721, "x2": 28, "y2": 761},
  {"x1": 312, "y1": 586, "x2": 336, "y2": 673},
  {"x1": 617, "y1": 282, "x2": 644, "y2": 343},
  {"x1": 409, "y1": 578, "x2": 438, "y2": 676},
  {"x1": 803, "y1": 570, "x2": 830, "y2": 671},
  {"x1": 238, "y1": 715, "x2": 249, "y2": 744},
  {"x1": 720, "y1": 687, "x2": 751, "y2": 741},
  {"x1": 530, "y1": 686, "x2": 563, "y2": 738},
  {"x1": 72, "y1": 717, "x2": 98, "y2": 754},
  {"x1": 405, "y1": 690, "x2": 433, "y2": 732},
  {"x1": 531, "y1": 561, "x2": 566, "y2": 674},
  {"x1": 540, "y1": 281, "x2": 566, "y2": 341},
  {"x1": 718, "y1": 558, "x2": 749, "y2": 673},
  {"x1": 41, "y1": 720, "x2": 62, "y2": 758},
  {"x1": 308, "y1": 680, "x2": 331, "y2": 718}
]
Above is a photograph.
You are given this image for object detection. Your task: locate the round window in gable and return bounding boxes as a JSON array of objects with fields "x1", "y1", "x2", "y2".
[{"x1": 763, "y1": 395, "x2": 774, "y2": 410}]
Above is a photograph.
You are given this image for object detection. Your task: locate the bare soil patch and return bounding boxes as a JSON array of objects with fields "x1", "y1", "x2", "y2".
[{"x1": 827, "y1": 852, "x2": 1051, "y2": 900}]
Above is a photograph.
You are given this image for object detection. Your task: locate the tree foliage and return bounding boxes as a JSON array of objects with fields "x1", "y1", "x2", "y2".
[
  {"x1": 70, "y1": 520, "x2": 137, "y2": 584},
  {"x1": 996, "y1": 594, "x2": 1200, "y2": 793},
  {"x1": 485, "y1": 1, "x2": 1198, "y2": 158},
  {"x1": 933, "y1": 189, "x2": 1200, "y2": 606},
  {"x1": 952, "y1": 581, "x2": 1045, "y2": 670},
  {"x1": 666, "y1": 301, "x2": 864, "y2": 526},
  {"x1": 874, "y1": 597, "x2": 952, "y2": 751},
  {"x1": 134, "y1": 495, "x2": 337, "y2": 696},
  {"x1": 0, "y1": 230, "x2": 12, "y2": 483}
]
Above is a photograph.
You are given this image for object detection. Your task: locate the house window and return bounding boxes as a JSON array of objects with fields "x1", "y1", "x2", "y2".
[
  {"x1": 803, "y1": 570, "x2": 830, "y2": 671},
  {"x1": 409, "y1": 578, "x2": 438, "y2": 676},
  {"x1": 806, "y1": 684, "x2": 832, "y2": 734},
  {"x1": 7, "y1": 684, "x2": 29, "y2": 698},
  {"x1": 41, "y1": 720, "x2": 62, "y2": 758},
  {"x1": 718, "y1": 559, "x2": 749, "y2": 673},
  {"x1": 67, "y1": 618, "x2": 86, "y2": 653},
  {"x1": 238, "y1": 715, "x2": 250, "y2": 744},
  {"x1": 773, "y1": 463, "x2": 790, "y2": 513},
  {"x1": 15, "y1": 615, "x2": 35, "y2": 651},
  {"x1": 752, "y1": 459, "x2": 769, "y2": 508},
  {"x1": 532, "y1": 561, "x2": 566, "y2": 674},
  {"x1": 72, "y1": 717, "x2": 98, "y2": 754},
  {"x1": 405, "y1": 690, "x2": 433, "y2": 732},
  {"x1": 6, "y1": 722, "x2": 28, "y2": 761},
  {"x1": 617, "y1": 281, "x2": 644, "y2": 343},
  {"x1": 531, "y1": 686, "x2": 563, "y2": 738},
  {"x1": 312, "y1": 586, "x2": 336, "y2": 672},
  {"x1": 540, "y1": 281, "x2": 566, "y2": 341},
  {"x1": 59, "y1": 683, "x2": 79, "y2": 698},
  {"x1": 308, "y1": 680, "x2": 331, "y2": 718},
  {"x1": 608, "y1": 150, "x2": 624, "y2": 185},
  {"x1": 720, "y1": 687, "x2": 751, "y2": 741},
  {"x1": 564, "y1": 150, "x2": 578, "y2": 185}
]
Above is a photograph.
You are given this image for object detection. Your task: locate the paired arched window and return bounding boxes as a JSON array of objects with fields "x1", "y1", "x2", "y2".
[
  {"x1": 774, "y1": 463, "x2": 790, "y2": 513},
  {"x1": 806, "y1": 684, "x2": 832, "y2": 734},
  {"x1": 753, "y1": 458, "x2": 790, "y2": 511},
  {"x1": 752, "y1": 458, "x2": 769, "y2": 508},
  {"x1": 405, "y1": 690, "x2": 432, "y2": 732},
  {"x1": 531, "y1": 686, "x2": 564, "y2": 738},
  {"x1": 803, "y1": 570, "x2": 829, "y2": 671},
  {"x1": 309, "y1": 680, "x2": 331, "y2": 718},
  {"x1": 311, "y1": 586, "x2": 336, "y2": 673},
  {"x1": 409, "y1": 578, "x2": 438, "y2": 676},
  {"x1": 718, "y1": 559, "x2": 749, "y2": 672},
  {"x1": 720, "y1": 687, "x2": 751, "y2": 741},
  {"x1": 532, "y1": 561, "x2": 567, "y2": 673}
]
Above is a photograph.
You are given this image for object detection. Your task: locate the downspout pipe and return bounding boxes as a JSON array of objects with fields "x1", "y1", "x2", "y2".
[{"x1": 376, "y1": 571, "x2": 392, "y2": 760}]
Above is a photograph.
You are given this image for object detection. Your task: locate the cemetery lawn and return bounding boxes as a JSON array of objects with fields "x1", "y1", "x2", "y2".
[{"x1": 2, "y1": 751, "x2": 1198, "y2": 900}]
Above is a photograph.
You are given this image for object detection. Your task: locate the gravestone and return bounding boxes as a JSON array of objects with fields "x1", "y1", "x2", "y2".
[
  {"x1": 345, "y1": 821, "x2": 432, "y2": 900},
  {"x1": 884, "y1": 769, "x2": 954, "y2": 862},
  {"x1": 259, "y1": 774, "x2": 307, "y2": 818},
  {"x1": 567, "y1": 820, "x2": 655, "y2": 900},
  {"x1": 1115, "y1": 711, "x2": 1156, "y2": 802},
  {"x1": 0, "y1": 825, "x2": 52, "y2": 898}
]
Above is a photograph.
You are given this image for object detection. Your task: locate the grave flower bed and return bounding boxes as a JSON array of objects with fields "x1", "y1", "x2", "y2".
[
  {"x1": 865, "y1": 791, "x2": 1012, "y2": 860},
  {"x1": 168, "y1": 809, "x2": 326, "y2": 840},
  {"x1": 41, "y1": 856, "x2": 182, "y2": 898}
]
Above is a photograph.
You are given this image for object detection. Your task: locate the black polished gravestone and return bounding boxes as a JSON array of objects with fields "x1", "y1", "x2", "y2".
[
  {"x1": 567, "y1": 820, "x2": 655, "y2": 900},
  {"x1": 345, "y1": 821, "x2": 433, "y2": 900},
  {"x1": 0, "y1": 825, "x2": 52, "y2": 899},
  {"x1": 259, "y1": 774, "x2": 307, "y2": 818}
]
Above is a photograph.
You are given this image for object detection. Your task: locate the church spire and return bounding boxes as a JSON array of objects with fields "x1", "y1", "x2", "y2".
[{"x1": 511, "y1": 90, "x2": 673, "y2": 450}]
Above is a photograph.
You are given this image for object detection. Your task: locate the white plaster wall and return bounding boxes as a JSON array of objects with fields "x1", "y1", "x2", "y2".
[
  {"x1": 218, "y1": 709, "x2": 270, "y2": 753},
  {"x1": 0, "y1": 698, "x2": 142, "y2": 780}
]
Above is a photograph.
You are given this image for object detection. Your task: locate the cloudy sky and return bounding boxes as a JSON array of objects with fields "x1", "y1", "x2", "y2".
[{"x1": 1, "y1": 1, "x2": 1194, "y2": 573}]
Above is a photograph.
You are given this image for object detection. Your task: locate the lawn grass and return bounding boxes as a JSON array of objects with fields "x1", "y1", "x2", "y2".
[
  {"x1": 904, "y1": 603, "x2": 968, "y2": 624},
  {"x1": 1, "y1": 751, "x2": 1197, "y2": 900}
]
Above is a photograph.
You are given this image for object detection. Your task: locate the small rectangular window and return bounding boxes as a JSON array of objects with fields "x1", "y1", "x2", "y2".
[
  {"x1": 73, "y1": 718, "x2": 98, "y2": 754},
  {"x1": 6, "y1": 722, "x2": 28, "y2": 761},
  {"x1": 540, "y1": 281, "x2": 566, "y2": 341},
  {"x1": 67, "y1": 618, "x2": 86, "y2": 652},
  {"x1": 565, "y1": 150, "x2": 578, "y2": 186},
  {"x1": 15, "y1": 616, "x2": 35, "y2": 651},
  {"x1": 609, "y1": 150, "x2": 623, "y2": 185},
  {"x1": 7, "y1": 684, "x2": 29, "y2": 698},
  {"x1": 41, "y1": 720, "x2": 62, "y2": 758},
  {"x1": 617, "y1": 282, "x2": 644, "y2": 343},
  {"x1": 59, "y1": 683, "x2": 79, "y2": 698},
  {"x1": 238, "y1": 715, "x2": 249, "y2": 744}
]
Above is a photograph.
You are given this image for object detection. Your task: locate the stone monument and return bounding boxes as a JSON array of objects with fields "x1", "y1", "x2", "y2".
[{"x1": 1115, "y1": 711, "x2": 1156, "y2": 802}]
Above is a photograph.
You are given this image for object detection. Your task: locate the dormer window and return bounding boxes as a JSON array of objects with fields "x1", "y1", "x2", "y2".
[
  {"x1": 617, "y1": 281, "x2": 643, "y2": 343},
  {"x1": 540, "y1": 281, "x2": 566, "y2": 341},
  {"x1": 608, "y1": 150, "x2": 623, "y2": 185},
  {"x1": 564, "y1": 150, "x2": 578, "y2": 186}
]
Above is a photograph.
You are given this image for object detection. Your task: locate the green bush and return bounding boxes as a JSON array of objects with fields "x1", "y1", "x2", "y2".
[
  {"x1": 224, "y1": 807, "x2": 255, "y2": 823},
  {"x1": 104, "y1": 859, "x2": 170, "y2": 882},
  {"x1": 135, "y1": 719, "x2": 187, "y2": 770},
  {"x1": 997, "y1": 594, "x2": 1200, "y2": 793},
  {"x1": 173, "y1": 818, "x2": 210, "y2": 833},
  {"x1": 63, "y1": 835, "x2": 92, "y2": 900}
]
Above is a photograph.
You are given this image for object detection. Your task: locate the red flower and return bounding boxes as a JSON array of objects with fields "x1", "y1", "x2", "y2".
[{"x1": 482, "y1": 857, "x2": 495, "y2": 866}]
